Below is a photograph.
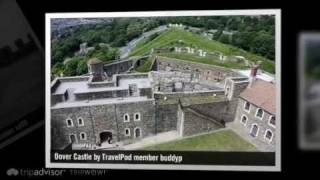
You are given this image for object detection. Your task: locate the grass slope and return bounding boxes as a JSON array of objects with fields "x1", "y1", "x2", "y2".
[
  {"x1": 142, "y1": 130, "x2": 256, "y2": 151},
  {"x1": 130, "y1": 28, "x2": 275, "y2": 73},
  {"x1": 158, "y1": 52, "x2": 248, "y2": 70},
  {"x1": 135, "y1": 56, "x2": 155, "y2": 72}
]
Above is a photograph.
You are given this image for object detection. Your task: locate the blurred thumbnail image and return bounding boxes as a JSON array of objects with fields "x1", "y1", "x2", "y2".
[
  {"x1": 0, "y1": 0, "x2": 44, "y2": 148},
  {"x1": 299, "y1": 33, "x2": 320, "y2": 149}
]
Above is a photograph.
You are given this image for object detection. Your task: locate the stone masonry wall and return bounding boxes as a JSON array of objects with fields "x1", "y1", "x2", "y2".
[
  {"x1": 155, "y1": 56, "x2": 241, "y2": 84},
  {"x1": 155, "y1": 104, "x2": 178, "y2": 134},
  {"x1": 103, "y1": 60, "x2": 133, "y2": 77},
  {"x1": 182, "y1": 108, "x2": 223, "y2": 136},
  {"x1": 232, "y1": 98, "x2": 276, "y2": 151},
  {"x1": 51, "y1": 100, "x2": 155, "y2": 149},
  {"x1": 189, "y1": 100, "x2": 233, "y2": 123}
]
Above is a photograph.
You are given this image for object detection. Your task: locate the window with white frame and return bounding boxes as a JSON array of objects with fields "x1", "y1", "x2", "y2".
[
  {"x1": 134, "y1": 127, "x2": 142, "y2": 138},
  {"x1": 250, "y1": 124, "x2": 259, "y2": 137},
  {"x1": 240, "y1": 115, "x2": 248, "y2": 125},
  {"x1": 134, "y1": 113, "x2": 141, "y2": 121},
  {"x1": 124, "y1": 128, "x2": 130, "y2": 136},
  {"x1": 77, "y1": 117, "x2": 84, "y2": 126},
  {"x1": 79, "y1": 132, "x2": 87, "y2": 140},
  {"x1": 244, "y1": 101, "x2": 250, "y2": 112},
  {"x1": 255, "y1": 108, "x2": 264, "y2": 119},
  {"x1": 69, "y1": 134, "x2": 77, "y2": 143},
  {"x1": 66, "y1": 118, "x2": 73, "y2": 127},
  {"x1": 123, "y1": 113, "x2": 130, "y2": 122},
  {"x1": 264, "y1": 129, "x2": 273, "y2": 143},
  {"x1": 268, "y1": 116, "x2": 275, "y2": 127}
]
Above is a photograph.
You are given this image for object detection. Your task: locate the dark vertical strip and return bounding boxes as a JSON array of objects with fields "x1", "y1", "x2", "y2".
[
  {"x1": 114, "y1": 104, "x2": 120, "y2": 142},
  {"x1": 88, "y1": 106, "x2": 96, "y2": 144}
]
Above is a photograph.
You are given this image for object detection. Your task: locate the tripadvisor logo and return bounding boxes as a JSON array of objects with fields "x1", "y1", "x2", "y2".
[
  {"x1": 7, "y1": 168, "x2": 19, "y2": 176},
  {"x1": 7, "y1": 168, "x2": 66, "y2": 177}
]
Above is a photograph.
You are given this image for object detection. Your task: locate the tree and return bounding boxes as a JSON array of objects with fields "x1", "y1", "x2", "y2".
[
  {"x1": 250, "y1": 31, "x2": 275, "y2": 60},
  {"x1": 52, "y1": 62, "x2": 64, "y2": 77},
  {"x1": 212, "y1": 29, "x2": 222, "y2": 40},
  {"x1": 64, "y1": 58, "x2": 80, "y2": 76},
  {"x1": 218, "y1": 34, "x2": 230, "y2": 44},
  {"x1": 126, "y1": 22, "x2": 142, "y2": 40},
  {"x1": 76, "y1": 59, "x2": 88, "y2": 75}
]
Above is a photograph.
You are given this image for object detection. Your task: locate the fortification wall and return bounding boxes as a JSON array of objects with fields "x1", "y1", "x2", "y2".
[
  {"x1": 182, "y1": 108, "x2": 223, "y2": 136},
  {"x1": 155, "y1": 56, "x2": 241, "y2": 84},
  {"x1": 103, "y1": 60, "x2": 133, "y2": 77},
  {"x1": 74, "y1": 89, "x2": 129, "y2": 101},
  {"x1": 188, "y1": 100, "x2": 231, "y2": 123},
  {"x1": 155, "y1": 103, "x2": 178, "y2": 133},
  {"x1": 51, "y1": 100, "x2": 156, "y2": 149}
]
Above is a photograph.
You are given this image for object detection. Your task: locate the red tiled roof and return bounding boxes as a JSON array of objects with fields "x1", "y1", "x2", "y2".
[{"x1": 240, "y1": 79, "x2": 276, "y2": 115}]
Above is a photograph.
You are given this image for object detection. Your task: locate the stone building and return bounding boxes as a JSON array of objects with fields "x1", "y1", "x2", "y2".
[
  {"x1": 229, "y1": 65, "x2": 276, "y2": 152},
  {"x1": 50, "y1": 56, "x2": 276, "y2": 152}
]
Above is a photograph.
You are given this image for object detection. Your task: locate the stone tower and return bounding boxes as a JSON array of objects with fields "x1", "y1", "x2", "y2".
[
  {"x1": 224, "y1": 77, "x2": 249, "y2": 100},
  {"x1": 87, "y1": 58, "x2": 106, "y2": 82}
]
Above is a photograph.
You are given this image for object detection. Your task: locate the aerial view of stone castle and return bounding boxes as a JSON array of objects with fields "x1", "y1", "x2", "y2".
[{"x1": 50, "y1": 15, "x2": 277, "y2": 152}]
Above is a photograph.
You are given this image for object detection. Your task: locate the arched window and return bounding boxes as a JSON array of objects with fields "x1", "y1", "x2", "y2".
[
  {"x1": 66, "y1": 118, "x2": 73, "y2": 127},
  {"x1": 134, "y1": 113, "x2": 141, "y2": 121},
  {"x1": 80, "y1": 132, "x2": 87, "y2": 140},
  {"x1": 134, "y1": 127, "x2": 142, "y2": 138},
  {"x1": 69, "y1": 134, "x2": 77, "y2": 143},
  {"x1": 240, "y1": 115, "x2": 248, "y2": 125},
  {"x1": 225, "y1": 86, "x2": 230, "y2": 96},
  {"x1": 77, "y1": 117, "x2": 84, "y2": 126},
  {"x1": 123, "y1": 114, "x2": 130, "y2": 122},
  {"x1": 264, "y1": 129, "x2": 273, "y2": 143},
  {"x1": 250, "y1": 124, "x2": 259, "y2": 137},
  {"x1": 124, "y1": 128, "x2": 130, "y2": 136},
  {"x1": 255, "y1": 108, "x2": 264, "y2": 119},
  {"x1": 244, "y1": 101, "x2": 250, "y2": 112},
  {"x1": 269, "y1": 116, "x2": 276, "y2": 128}
]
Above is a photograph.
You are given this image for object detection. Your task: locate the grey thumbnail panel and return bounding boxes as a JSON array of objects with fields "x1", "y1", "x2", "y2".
[{"x1": 0, "y1": 0, "x2": 44, "y2": 148}]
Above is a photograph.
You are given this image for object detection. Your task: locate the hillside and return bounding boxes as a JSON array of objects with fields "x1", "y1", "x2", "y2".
[{"x1": 130, "y1": 28, "x2": 275, "y2": 73}]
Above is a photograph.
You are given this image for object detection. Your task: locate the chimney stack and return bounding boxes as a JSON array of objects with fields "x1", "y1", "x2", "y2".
[
  {"x1": 87, "y1": 58, "x2": 106, "y2": 82},
  {"x1": 249, "y1": 62, "x2": 260, "y2": 87}
]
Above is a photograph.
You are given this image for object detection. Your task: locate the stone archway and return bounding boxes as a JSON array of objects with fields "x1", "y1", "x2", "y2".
[
  {"x1": 99, "y1": 131, "x2": 113, "y2": 144},
  {"x1": 136, "y1": 59, "x2": 141, "y2": 67}
]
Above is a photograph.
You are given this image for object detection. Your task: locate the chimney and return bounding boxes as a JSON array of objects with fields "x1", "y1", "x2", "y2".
[{"x1": 249, "y1": 64, "x2": 260, "y2": 87}]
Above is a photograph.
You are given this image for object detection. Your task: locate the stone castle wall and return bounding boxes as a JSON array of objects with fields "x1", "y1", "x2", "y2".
[
  {"x1": 232, "y1": 98, "x2": 276, "y2": 151},
  {"x1": 155, "y1": 56, "x2": 241, "y2": 84},
  {"x1": 155, "y1": 103, "x2": 178, "y2": 133},
  {"x1": 51, "y1": 100, "x2": 155, "y2": 149},
  {"x1": 103, "y1": 60, "x2": 133, "y2": 77},
  {"x1": 182, "y1": 108, "x2": 223, "y2": 136}
]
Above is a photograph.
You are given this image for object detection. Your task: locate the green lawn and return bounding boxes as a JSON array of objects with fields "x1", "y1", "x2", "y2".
[
  {"x1": 134, "y1": 56, "x2": 155, "y2": 72},
  {"x1": 158, "y1": 52, "x2": 248, "y2": 70},
  {"x1": 130, "y1": 28, "x2": 275, "y2": 73},
  {"x1": 142, "y1": 130, "x2": 256, "y2": 151}
]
